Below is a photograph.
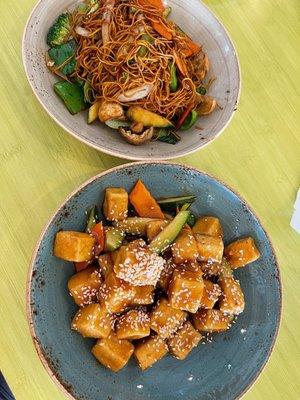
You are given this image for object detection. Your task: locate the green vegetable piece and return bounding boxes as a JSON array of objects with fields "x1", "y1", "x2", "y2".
[
  {"x1": 48, "y1": 40, "x2": 77, "y2": 75},
  {"x1": 138, "y1": 34, "x2": 154, "y2": 57},
  {"x1": 104, "y1": 228, "x2": 124, "y2": 252},
  {"x1": 47, "y1": 13, "x2": 71, "y2": 47},
  {"x1": 187, "y1": 213, "x2": 196, "y2": 227},
  {"x1": 86, "y1": 206, "x2": 99, "y2": 233},
  {"x1": 156, "y1": 128, "x2": 181, "y2": 145},
  {"x1": 105, "y1": 120, "x2": 131, "y2": 130},
  {"x1": 169, "y1": 62, "x2": 178, "y2": 92},
  {"x1": 181, "y1": 110, "x2": 198, "y2": 131},
  {"x1": 197, "y1": 86, "x2": 207, "y2": 95},
  {"x1": 149, "y1": 210, "x2": 190, "y2": 254},
  {"x1": 53, "y1": 81, "x2": 88, "y2": 115},
  {"x1": 157, "y1": 195, "x2": 196, "y2": 210},
  {"x1": 76, "y1": 3, "x2": 89, "y2": 13},
  {"x1": 163, "y1": 6, "x2": 172, "y2": 18},
  {"x1": 83, "y1": 80, "x2": 95, "y2": 104}
]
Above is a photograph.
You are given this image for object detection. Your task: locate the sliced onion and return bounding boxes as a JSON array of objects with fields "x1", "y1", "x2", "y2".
[
  {"x1": 75, "y1": 26, "x2": 90, "y2": 37},
  {"x1": 118, "y1": 84, "x2": 153, "y2": 102}
]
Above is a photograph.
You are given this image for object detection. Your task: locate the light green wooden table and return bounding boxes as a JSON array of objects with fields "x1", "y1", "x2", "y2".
[{"x1": 0, "y1": 0, "x2": 299, "y2": 399}]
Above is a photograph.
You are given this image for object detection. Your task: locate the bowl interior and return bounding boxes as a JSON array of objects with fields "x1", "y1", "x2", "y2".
[
  {"x1": 22, "y1": 0, "x2": 240, "y2": 160},
  {"x1": 29, "y1": 163, "x2": 281, "y2": 400}
]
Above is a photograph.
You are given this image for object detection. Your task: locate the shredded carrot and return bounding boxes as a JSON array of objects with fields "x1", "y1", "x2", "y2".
[
  {"x1": 182, "y1": 38, "x2": 201, "y2": 57},
  {"x1": 151, "y1": 20, "x2": 173, "y2": 40},
  {"x1": 139, "y1": 0, "x2": 165, "y2": 12},
  {"x1": 129, "y1": 180, "x2": 165, "y2": 219},
  {"x1": 176, "y1": 103, "x2": 194, "y2": 129},
  {"x1": 91, "y1": 222, "x2": 105, "y2": 256}
]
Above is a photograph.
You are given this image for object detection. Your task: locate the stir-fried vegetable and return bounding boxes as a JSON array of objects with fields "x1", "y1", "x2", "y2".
[
  {"x1": 169, "y1": 62, "x2": 178, "y2": 92},
  {"x1": 48, "y1": 40, "x2": 77, "y2": 76},
  {"x1": 83, "y1": 80, "x2": 95, "y2": 103},
  {"x1": 47, "y1": 13, "x2": 71, "y2": 47},
  {"x1": 181, "y1": 110, "x2": 198, "y2": 131},
  {"x1": 85, "y1": 206, "x2": 99, "y2": 232},
  {"x1": 157, "y1": 195, "x2": 196, "y2": 210},
  {"x1": 53, "y1": 81, "x2": 88, "y2": 115},
  {"x1": 127, "y1": 107, "x2": 172, "y2": 128},
  {"x1": 138, "y1": 34, "x2": 155, "y2": 57},
  {"x1": 155, "y1": 128, "x2": 181, "y2": 145},
  {"x1": 163, "y1": 6, "x2": 172, "y2": 18},
  {"x1": 197, "y1": 86, "x2": 207, "y2": 95}
]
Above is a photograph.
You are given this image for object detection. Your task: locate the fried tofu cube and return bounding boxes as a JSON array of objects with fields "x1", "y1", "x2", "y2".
[
  {"x1": 131, "y1": 285, "x2": 154, "y2": 306},
  {"x1": 98, "y1": 254, "x2": 114, "y2": 278},
  {"x1": 150, "y1": 298, "x2": 187, "y2": 338},
  {"x1": 193, "y1": 309, "x2": 232, "y2": 333},
  {"x1": 168, "y1": 268, "x2": 204, "y2": 313},
  {"x1": 71, "y1": 303, "x2": 112, "y2": 338},
  {"x1": 99, "y1": 272, "x2": 135, "y2": 313},
  {"x1": 146, "y1": 220, "x2": 169, "y2": 242},
  {"x1": 103, "y1": 188, "x2": 128, "y2": 221},
  {"x1": 110, "y1": 249, "x2": 120, "y2": 264},
  {"x1": 219, "y1": 277, "x2": 245, "y2": 315},
  {"x1": 168, "y1": 322, "x2": 202, "y2": 360},
  {"x1": 116, "y1": 309, "x2": 150, "y2": 340},
  {"x1": 92, "y1": 333, "x2": 134, "y2": 372},
  {"x1": 224, "y1": 237, "x2": 260, "y2": 268},
  {"x1": 68, "y1": 267, "x2": 102, "y2": 306},
  {"x1": 54, "y1": 231, "x2": 95, "y2": 262},
  {"x1": 200, "y1": 279, "x2": 221, "y2": 309},
  {"x1": 114, "y1": 239, "x2": 165, "y2": 286},
  {"x1": 134, "y1": 335, "x2": 168, "y2": 370},
  {"x1": 192, "y1": 217, "x2": 223, "y2": 237},
  {"x1": 158, "y1": 259, "x2": 176, "y2": 290},
  {"x1": 194, "y1": 234, "x2": 224, "y2": 263},
  {"x1": 171, "y1": 228, "x2": 199, "y2": 264}
]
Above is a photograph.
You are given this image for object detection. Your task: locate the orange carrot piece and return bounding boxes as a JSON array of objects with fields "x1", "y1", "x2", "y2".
[
  {"x1": 139, "y1": 0, "x2": 165, "y2": 12},
  {"x1": 129, "y1": 180, "x2": 165, "y2": 219},
  {"x1": 74, "y1": 260, "x2": 92, "y2": 272},
  {"x1": 151, "y1": 20, "x2": 173, "y2": 40},
  {"x1": 91, "y1": 222, "x2": 105, "y2": 256},
  {"x1": 182, "y1": 38, "x2": 201, "y2": 57}
]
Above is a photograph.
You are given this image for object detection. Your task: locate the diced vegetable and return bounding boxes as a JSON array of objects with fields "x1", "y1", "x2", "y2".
[
  {"x1": 169, "y1": 62, "x2": 178, "y2": 92},
  {"x1": 192, "y1": 216, "x2": 223, "y2": 237},
  {"x1": 104, "y1": 227, "x2": 124, "y2": 252},
  {"x1": 157, "y1": 195, "x2": 196, "y2": 210},
  {"x1": 129, "y1": 180, "x2": 165, "y2": 219},
  {"x1": 48, "y1": 40, "x2": 77, "y2": 75},
  {"x1": 92, "y1": 333, "x2": 134, "y2": 372},
  {"x1": 116, "y1": 309, "x2": 150, "y2": 340},
  {"x1": 224, "y1": 237, "x2": 260, "y2": 268},
  {"x1": 103, "y1": 187, "x2": 128, "y2": 221},
  {"x1": 181, "y1": 110, "x2": 198, "y2": 131},
  {"x1": 85, "y1": 205, "x2": 99, "y2": 232},
  {"x1": 194, "y1": 234, "x2": 224, "y2": 263},
  {"x1": 168, "y1": 268, "x2": 204, "y2": 313},
  {"x1": 47, "y1": 13, "x2": 71, "y2": 47},
  {"x1": 149, "y1": 210, "x2": 190, "y2": 254},
  {"x1": 105, "y1": 119, "x2": 131, "y2": 129},
  {"x1": 91, "y1": 222, "x2": 105, "y2": 255},
  {"x1": 134, "y1": 335, "x2": 168, "y2": 371},
  {"x1": 193, "y1": 309, "x2": 232, "y2": 333},
  {"x1": 68, "y1": 266, "x2": 102, "y2": 306},
  {"x1": 113, "y1": 217, "x2": 162, "y2": 236},
  {"x1": 53, "y1": 81, "x2": 87, "y2": 115},
  {"x1": 150, "y1": 298, "x2": 187, "y2": 339},
  {"x1": 127, "y1": 106, "x2": 173, "y2": 128},
  {"x1": 138, "y1": 34, "x2": 154, "y2": 57},
  {"x1": 71, "y1": 303, "x2": 113, "y2": 338},
  {"x1": 54, "y1": 231, "x2": 95, "y2": 262},
  {"x1": 168, "y1": 322, "x2": 202, "y2": 360},
  {"x1": 155, "y1": 128, "x2": 181, "y2": 145}
]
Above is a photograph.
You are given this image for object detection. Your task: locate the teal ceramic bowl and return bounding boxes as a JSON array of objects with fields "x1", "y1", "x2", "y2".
[{"x1": 27, "y1": 162, "x2": 281, "y2": 400}]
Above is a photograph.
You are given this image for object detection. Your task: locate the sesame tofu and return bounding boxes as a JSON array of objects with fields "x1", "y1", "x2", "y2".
[
  {"x1": 98, "y1": 253, "x2": 114, "y2": 279},
  {"x1": 134, "y1": 335, "x2": 168, "y2": 370},
  {"x1": 131, "y1": 285, "x2": 155, "y2": 306},
  {"x1": 224, "y1": 237, "x2": 260, "y2": 268},
  {"x1": 219, "y1": 277, "x2": 245, "y2": 315},
  {"x1": 114, "y1": 239, "x2": 165, "y2": 286},
  {"x1": 92, "y1": 333, "x2": 134, "y2": 372},
  {"x1": 99, "y1": 272, "x2": 135, "y2": 313},
  {"x1": 116, "y1": 309, "x2": 150, "y2": 340},
  {"x1": 168, "y1": 268, "x2": 204, "y2": 313},
  {"x1": 168, "y1": 322, "x2": 202, "y2": 360},
  {"x1": 192, "y1": 217, "x2": 223, "y2": 237},
  {"x1": 193, "y1": 309, "x2": 232, "y2": 333},
  {"x1": 200, "y1": 279, "x2": 222, "y2": 309},
  {"x1": 158, "y1": 259, "x2": 176, "y2": 291},
  {"x1": 71, "y1": 303, "x2": 113, "y2": 338},
  {"x1": 54, "y1": 231, "x2": 95, "y2": 262},
  {"x1": 68, "y1": 267, "x2": 102, "y2": 307},
  {"x1": 146, "y1": 220, "x2": 169, "y2": 242},
  {"x1": 103, "y1": 187, "x2": 128, "y2": 221},
  {"x1": 150, "y1": 298, "x2": 187, "y2": 338},
  {"x1": 171, "y1": 227, "x2": 199, "y2": 264},
  {"x1": 194, "y1": 234, "x2": 224, "y2": 263}
]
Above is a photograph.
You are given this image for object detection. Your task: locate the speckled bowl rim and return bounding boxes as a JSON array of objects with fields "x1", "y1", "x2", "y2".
[
  {"x1": 26, "y1": 161, "x2": 282, "y2": 400},
  {"x1": 21, "y1": 0, "x2": 241, "y2": 161}
]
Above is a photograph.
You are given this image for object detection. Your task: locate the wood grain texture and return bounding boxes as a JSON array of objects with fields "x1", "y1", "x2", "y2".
[{"x1": 0, "y1": 0, "x2": 299, "y2": 399}]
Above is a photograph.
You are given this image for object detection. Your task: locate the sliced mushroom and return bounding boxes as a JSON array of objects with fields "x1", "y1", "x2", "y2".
[
  {"x1": 98, "y1": 102, "x2": 125, "y2": 122},
  {"x1": 119, "y1": 127, "x2": 154, "y2": 145},
  {"x1": 118, "y1": 84, "x2": 153, "y2": 102},
  {"x1": 197, "y1": 96, "x2": 217, "y2": 116}
]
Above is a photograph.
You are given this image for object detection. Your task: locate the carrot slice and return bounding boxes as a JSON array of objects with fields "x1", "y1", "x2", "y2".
[
  {"x1": 151, "y1": 20, "x2": 173, "y2": 40},
  {"x1": 139, "y1": 0, "x2": 165, "y2": 12},
  {"x1": 182, "y1": 39, "x2": 201, "y2": 57},
  {"x1": 129, "y1": 180, "x2": 165, "y2": 219},
  {"x1": 91, "y1": 222, "x2": 105, "y2": 256}
]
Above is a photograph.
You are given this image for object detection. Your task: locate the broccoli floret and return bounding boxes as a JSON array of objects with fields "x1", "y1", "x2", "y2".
[{"x1": 47, "y1": 13, "x2": 71, "y2": 47}]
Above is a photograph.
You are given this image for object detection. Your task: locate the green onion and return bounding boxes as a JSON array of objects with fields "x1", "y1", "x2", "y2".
[
  {"x1": 197, "y1": 86, "x2": 207, "y2": 95},
  {"x1": 169, "y1": 62, "x2": 178, "y2": 92},
  {"x1": 181, "y1": 110, "x2": 198, "y2": 131}
]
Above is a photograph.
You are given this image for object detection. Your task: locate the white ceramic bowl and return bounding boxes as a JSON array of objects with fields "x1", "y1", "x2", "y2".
[{"x1": 22, "y1": 0, "x2": 241, "y2": 160}]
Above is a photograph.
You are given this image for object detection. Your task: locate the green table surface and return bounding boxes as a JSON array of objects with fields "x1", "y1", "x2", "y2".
[{"x1": 0, "y1": 0, "x2": 299, "y2": 399}]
